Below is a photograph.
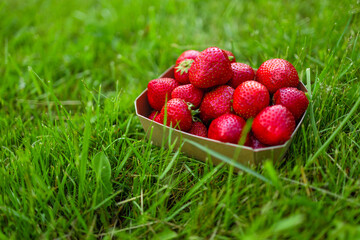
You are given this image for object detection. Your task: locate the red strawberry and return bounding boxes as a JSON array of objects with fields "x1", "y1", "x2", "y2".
[
  {"x1": 228, "y1": 62, "x2": 255, "y2": 89},
  {"x1": 189, "y1": 121, "x2": 208, "y2": 138},
  {"x1": 154, "y1": 112, "x2": 164, "y2": 124},
  {"x1": 175, "y1": 50, "x2": 200, "y2": 66},
  {"x1": 148, "y1": 111, "x2": 159, "y2": 120},
  {"x1": 256, "y1": 59, "x2": 299, "y2": 94},
  {"x1": 174, "y1": 50, "x2": 200, "y2": 85},
  {"x1": 160, "y1": 98, "x2": 193, "y2": 131},
  {"x1": 252, "y1": 105, "x2": 295, "y2": 146},
  {"x1": 199, "y1": 85, "x2": 234, "y2": 124},
  {"x1": 233, "y1": 80, "x2": 270, "y2": 119},
  {"x1": 189, "y1": 47, "x2": 233, "y2": 88},
  {"x1": 208, "y1": 113, "x2": 248, "y2": 144},
  {"x1": 246, "y1": 133, "x2": 269, "y2": 149},
  {"x1": 174, "y1": 59, "x2": 195, "y2": 84},
  {"x1": 147, "y1": 78, "x2": 179, "y2": 111},
  {"x1": 223, "y1": 50, "x2": 236, "y2": 63},
  {"x1": 273, "y1": 87, "x2": 309, "y2": 121},
  {"x1": 171, "y1": 84, "x2": 204, "y2": 109}
]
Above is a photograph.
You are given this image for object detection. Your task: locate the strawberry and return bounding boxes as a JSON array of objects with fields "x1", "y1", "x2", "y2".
[
  {"x1": 174, "y1": 59, "x2": 195, "y2": 84},
  {"x1": 233, "y1": 80, "x2": 270, "y2": 119},
  {"x1": 154, "y1": 112, "x2": 163, "y2": 124},
  {"x1": 273, "y1": 87, "x2": 309, "y2": 121},
  {"x1": 227, "y1": 62, "x2": 255, "y2": 89},
  {"x1": 160, "y1": 98, "x2": 193, "y2": 131},
  {"x1": 171, "y1": 84, "x2": 204, "y2": 109},
  {"x1": 208, "y1": 113, "x2": 248, "y2": 144},
  {"x1": 256, "y1": 58, "x2": 299, "y2": 94},
  {"x1": 199, "y1": 85, "x2": 234, "y2": 124},
  {"x1": 147, "y1": 78, "x2": 179, "y2": 111},
  {"x1": 189, "y1": 47, "x2": 233, "y2": 88},
  {"x1": 223, "y1": 50, "x2": 236, "y2": 63},
  {"x1": 252, "y1": 105, "x2": 295, "y2": 146},
  {"x1": 189, "y1": 121, "x2": 208, "y2": 138},
  {"x1": 246, "y1": 133, "x2": 269, "y2": 149},
  {"x1": 175, "y1": 50, "x2": 200, "y2": 66},
  {"x1": 174, "y1": 50, "x2": 200, "y2": 85},
  {"x1": 148, "y1": 111, "x2": 159, "y2": 120}
]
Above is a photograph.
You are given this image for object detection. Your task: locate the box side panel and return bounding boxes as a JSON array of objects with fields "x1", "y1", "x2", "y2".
[
  {"x1": 159, "y1": 66, "x2": 175, "y2": 78},
  {"x1": 298, "y1": 82, "x2": 308, "y2": 92},
  {"x1": 139, "y1": 119, "x2": 256, "y2": 166},
  {"x1": 254, "y1": 140, "x2": 292, "y2": 164},
  {"x1": 181, "y1": 134, "x2": 255, "y2": 166},
  {"x1": 135, "y1": 90, "x2": 152, "y2": 118}
]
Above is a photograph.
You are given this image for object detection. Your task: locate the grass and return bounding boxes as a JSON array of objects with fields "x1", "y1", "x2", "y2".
[{"x1": 0, "y1": 0, "x2": 360, "y2": 238}]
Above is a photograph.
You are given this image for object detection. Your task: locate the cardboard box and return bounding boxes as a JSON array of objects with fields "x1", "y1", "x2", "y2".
[{"x1": 135, "y1": 66, "x2": 307, "y2": 167}]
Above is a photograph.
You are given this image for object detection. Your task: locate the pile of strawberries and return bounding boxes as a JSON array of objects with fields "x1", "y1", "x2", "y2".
[{"x1": 146, "y1": 47, "x2": 309, "y2": 149}]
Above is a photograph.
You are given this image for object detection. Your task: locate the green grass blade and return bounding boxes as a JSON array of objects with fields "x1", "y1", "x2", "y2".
[{"x1": 307, "y1": 92, "x2": 360, "y2": 167}]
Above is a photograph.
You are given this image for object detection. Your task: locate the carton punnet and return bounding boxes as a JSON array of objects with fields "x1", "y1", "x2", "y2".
[{"x1": 135, "y1": 66, "x2": 307, "y2": 167}]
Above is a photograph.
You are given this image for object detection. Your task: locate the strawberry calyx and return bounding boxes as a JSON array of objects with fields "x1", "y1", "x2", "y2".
[
  {"x1": 228, "y1": 56, "x2": 234, "y2": 61},
  {"x1": 191, "y1": 108, "x2": 200, "y2": 116},
  {"x1": 187, "y1": 103, "x2": 200, "y2": 114},
  {"x1": 191, "y1": 110, "x2": 200, "y2": 122},
  {"x1": 175, "y1": 59, "x2": 194, "y2": 75},
  {"x1": 187, "y1": 103, "x2": 195, "y2": 110},
  {"x1": 184, "y1": 101, "x2": 200, "y2": 121},
  {"x1": 189, "y1": 108, "x2": 200, "y2": 122},
  {"x1": 192, "y1": 116, "x2": 202, "y2": 122}
]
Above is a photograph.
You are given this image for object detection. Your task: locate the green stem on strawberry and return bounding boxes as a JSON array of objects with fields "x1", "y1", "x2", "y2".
[
  {"x1": 184, "y1": 101, "x2": 201, "y2": 122},
  {"x1": 175, "y1": 59, "x2": 194, "y2": 74},
  {"x1": 191, "y1": 110, "x2": 201, "y2": 122},
  {"x1": 192, "y1": 116, "x2": 201, "y2": 122}
]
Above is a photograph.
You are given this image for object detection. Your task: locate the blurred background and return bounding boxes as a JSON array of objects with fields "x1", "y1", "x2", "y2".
[{"x1": 1, "y1": 0, "x2": 358, "y2": 104}]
